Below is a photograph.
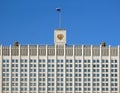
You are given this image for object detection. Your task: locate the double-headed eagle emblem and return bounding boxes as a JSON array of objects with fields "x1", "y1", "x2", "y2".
[{"x1": 57, "y1": 34, "x2": 64, "y2": 40}]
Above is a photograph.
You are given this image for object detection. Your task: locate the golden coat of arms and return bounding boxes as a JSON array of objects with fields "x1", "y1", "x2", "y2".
[{"x1": 57, "y1": 34, "x2": 64, "y2": 40}]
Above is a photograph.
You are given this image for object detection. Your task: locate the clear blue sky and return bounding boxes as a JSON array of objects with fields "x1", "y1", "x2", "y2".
[{"x1": 0, "y1": 0, "x2": 120, "y2": 46}]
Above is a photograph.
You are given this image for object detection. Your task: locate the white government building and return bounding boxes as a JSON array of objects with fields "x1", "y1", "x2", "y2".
[{"x1": 0, "y1": 29, "x2": 120, "y2": 93}]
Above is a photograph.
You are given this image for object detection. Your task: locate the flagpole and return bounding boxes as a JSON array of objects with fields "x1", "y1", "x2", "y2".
[
  {"x1": 59, "y1": 11, "x2": 61, "y2": 28},
  {"x1": 56, "y1": 8, "x2": 61, "y2": 28}
]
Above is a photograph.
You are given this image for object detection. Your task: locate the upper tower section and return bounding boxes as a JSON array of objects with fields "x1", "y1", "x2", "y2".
[
  {"x1": 54, "y1": 29, "x2": 66, "y2": 45},
  {"x1": 54, "y1": 8, "x2": 66, "y2": 45}
]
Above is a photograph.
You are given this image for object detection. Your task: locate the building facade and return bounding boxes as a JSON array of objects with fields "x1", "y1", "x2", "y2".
[{"x1": 0, "y1": 29, "x2": 120, "y2": 93}]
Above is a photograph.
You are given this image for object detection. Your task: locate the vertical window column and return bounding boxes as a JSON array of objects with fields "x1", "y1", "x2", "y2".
[
  {"x1": 64, "y1": 45, "x2": 66, "y2": 93},
  {"x1": 100, "y1": 45, "x2": 102, "y2": 93},
  {"x1": 27, "y1": 45, "x2": 30, "y2": 93},
  {"x1": 0, "y1": 45, "x2": 3, "y2": 93},
  {"x1": 9, "y1": 45, "x2": 12, "y2": 93},
  {"x1": 72, "y1": 45, "x2": 75, "y2": 93},
  {"x1": 54, "y1": 45, "x2": 57, "y2": 93},
  {"x1": 118, "y1": 46, "x2": 120, "y2": 93},
  {"x1": 45, "y1": 45, "x2": 48, "y2": 93},
  {"x1": 90, "y1": 45, "x2": 93, "y2": 93},
  {"x1": 36, "y1": 45, "x2": 39, "y2": 93},
  {"x1": 108, "y1": 45, "x2": 111, "y2": 93},
  {"x1": 18, "y1": 45, "x2": 21, "y2": 93},
  {"x1": 82, "y1": 45, "x2": 84, "y2": 92}
]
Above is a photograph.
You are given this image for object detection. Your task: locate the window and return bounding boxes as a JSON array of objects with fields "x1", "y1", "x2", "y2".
[
  {"x1": 30, "y1": 59, "x2": 32, "y2": 62},
  {"x1": 111, "y1": 60, "x2": 114, "y2": 63},
  {"x1": 2, "y1": 60, "x2": 5, "y2": 63},
  {"x1": 51, "y1": 64, "x2": 54, "y2": 67},
  {"x1": 106, "y1": 64, "x2": 108, "y2": 67},
  {"x1": 21, "y1": 64, "x2": 23, "y2": 67},
  {"x1": 16, "y1": 64, "x2": 18, "y2": 67},
  {"x1": 48, "y1": 64, "x2": 51, "y2": 67},
  {"x1": 52, "y1": 59, "x2": 54, "y2": 62},
  {"x1": 43, "y1": 59, "x2": 45, "y2": 62},
  {"x1": 16, "y1": 59, "x2": 18, "y2": 62},
  {"x1": 75, "y1": 64, "x2": 77, "y2": 67},
  {"x1": 88, "y1": 64, "x2": 90, "y2": 67},
  {"x1": 66, "y1": 64, "x2": 69, "y2": 67},
  {"x1": 12, "y1": 60, "x2": 14, "y2": 62},
  {"x1": 115, "y1": 60, "x2": 117, "y2": 63},
  {"x1": 97, "y1": 64, "x2": 99, "y2": 67},
  {"x1": 97, "y1": 60, "x2": 99, "y2": 62},
  {"x1": 34, "y1": 59, "x2": 36, "y2": 62},
  {"x1": 25, "y1": 64, "x2": 27, "y2": 67},
  {"x1": 48, "y1": 59, "x2": 51, "y2": 62},
  {"x1": 102, "y1": 64, "x2": 105, "y2": 67},
  {"x1": 93, "y1": 60, "x2": 96, "y2": 63},
  {"x1": 106, "y1": 60, "x2": 108, "y2": 63},
  {"x1": 66, "y1": 60, "x2": 68, "y2": 62},
  {"x1": 70, "y1": 60, "x2": 72, "y2": 63},
  {"x1": 57, "y1": 60, "x2": 59, "y2": 62},
  {"x1": 70, "y1": 64, "x2": 72, "y2": 67},
  {"x1": 84, "y1": 60, "x2": 87, "y2": 63},
  {"x1": 97, "y1": 88, "x2": 99, "y2": 91},
  {"x1": 84, "y1": 64, "x2": 87, "y2": 67},
  {"x1": 57, "y1": 64, "x2": 60, "y2": 67},
  {"x1": 12, "y1": 64, "x2": 14, "y2": 67},
  {"x1": 34, "y1": 64, "x2": 36, "y2": 67},
  {"x1": 102, "y1": 60, "x2": 104, "y2": 63},
  {"x1": 2, "y1": 64, "x2": 5, "y2": 67},
  {"x1": 39, "y1": 59, "x2": 41, "y2": 62},
  {"x1": 24, "y1": 59, "x2": 27, "y2": 62},
  {"x1": 84, "y1": 69, "x2": 87, "y2": 72},
  {"x1": 43, "y1": 64, "x2": 45, "y2": 67},
  {"x1": 88, "y1": 60, "x2": 90, "y2": 63},
  {"x1": 87, "y1": 69, "x2": 91, "y2": 73}
]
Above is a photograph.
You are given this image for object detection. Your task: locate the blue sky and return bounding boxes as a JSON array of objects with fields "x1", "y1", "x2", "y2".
[{"x1": 0, "y1": 0, "x2": 120, "y2": 46}]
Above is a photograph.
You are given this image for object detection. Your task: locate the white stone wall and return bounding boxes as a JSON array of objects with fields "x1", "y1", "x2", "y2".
[{"x1": 0, "y1": 45, "x2": 120, "y2": 93}]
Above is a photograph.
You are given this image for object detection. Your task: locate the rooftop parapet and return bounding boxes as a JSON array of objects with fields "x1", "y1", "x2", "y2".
[{"x1": 0, "y1": 45, "x2": 119, "y2": 56}]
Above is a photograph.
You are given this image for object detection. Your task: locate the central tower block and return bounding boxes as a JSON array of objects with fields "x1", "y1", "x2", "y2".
[{"x1": 54, "y1": 29, "x2": 66, "y2": 45}]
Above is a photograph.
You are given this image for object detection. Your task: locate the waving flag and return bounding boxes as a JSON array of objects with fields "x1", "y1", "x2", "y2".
[{"x1": 56, "y1": 8, "x2": 61, "y2": 12}]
